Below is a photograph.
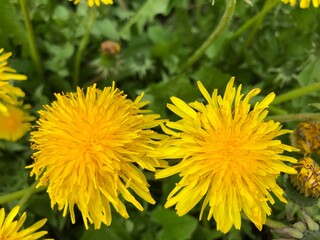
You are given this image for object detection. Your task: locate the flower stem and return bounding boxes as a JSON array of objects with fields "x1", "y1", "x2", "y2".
[
  {"x1": 179, "y1": 0, "x2": 236, "y2": 72},
  {"x1": 117, "y1": 0, "x2": 128, "y2": 10},
  {"x1": 272, "y1": 82, "x2": 320, "y2": 105},
  {"x1": 268, "y1": 105, "x2": 288, "y2": 115},
  {"x1": 265, "y1": 218, "x2": 288, "y2": 228},
  {"x1": 231, "y1": 0, "x2": 279, "y2": 40},
  {"x1": 237, "y1": 0, "x2": 279, "y2": 53},
  {"x1": 73, "y1": 9, "x2": 96, "y2": 88},
  {"x1": 266, "y1": 113, "x2": 320, "y2": 122},
  {"x1": 0, "y1": 183, "x2": 46, "y2": 205},
  {"x1": 19, "y1": 0, "x2": 43, "y2": 78}
]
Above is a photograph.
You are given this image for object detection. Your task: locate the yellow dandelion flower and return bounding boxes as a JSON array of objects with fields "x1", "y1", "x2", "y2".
[
  {"x1": 291, "y1": 157, "x2": 320, "y2": 197},
  {"x1": 0, "y1": 206, "x2": 49, "y2": 239},
  {"x1": 0, "y1": 48, "x2": 27, "y2": 81},
  {"x1": 27, "y1": 83, "x2": 168, "y2": 229},
  {"x1": 281, "y1": 0, "x2": 320, "y2": 8},
  {"x1": 155, "y1": 77, "x2": 298, "y2": 233},
  {"x1": 0, "y1": 81, "x2": 25, "y2": 116},
  {"x1": 0, "y1": 104, "x2": 34, "y2": 141},
  {"x1": 70, "y1": 0, "x2": 113, "y2": 7}
]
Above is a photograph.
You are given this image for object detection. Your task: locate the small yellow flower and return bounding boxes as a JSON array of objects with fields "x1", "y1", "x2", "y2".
[
  {"x1": 291, "y1": 157, "x2": 320, "y2": 198},
  {"x1": 0, "y1": 48, "x2": 27, "y2": 81},
  {"x1": 28, "y1": 83, "x2": 168, "y2": 229},
  {"x1": 281, "y1": 0, "x2": 320, "y2": 8},
  {"x1": 0, "y1": 48, "x2": 27, "y2": 116},
  {"x1": 0, "y1": 81, "x2": 25, "y2": 116},
  {"x1": 0, "y1": 104, "x2": 34, "y2": 141},
  {"x1": 156, "y1": 77, "x2": 298, "y2": 233},
  {"x1": 0, "y1": 206, "x2": 49, "y2": 240},
  {"x1": 70, "y1": 0, "x2": 113, "y2": 7}
]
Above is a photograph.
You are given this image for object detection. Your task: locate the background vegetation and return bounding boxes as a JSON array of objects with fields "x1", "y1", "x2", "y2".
[{"x1": 1, "y1": 0, "x2": 320, "y2": 239}]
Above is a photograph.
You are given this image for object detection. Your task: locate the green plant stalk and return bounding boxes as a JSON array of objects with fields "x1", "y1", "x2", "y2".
[
  {"x1": 231, "y1": 0, "x2": 280, "y2": 40},
  {"x1": 20, "y1": 0, "x2": 43, "y2": 78},
  {"x1": 18, "y1": 181, "x2": 39, "y2": 210},
  {"x1": 119, "y1": 0, "x2": 153, "y2": 37},
  {"x1": 0, "y1": 183, "x2": 46, "y2": 205},
  {"x1": 268, "y1": 105, "x2": 288, "y2": 115},
  {"x1": 239, "y1": 0, "x2": 278, "y2": 53},
  {"x1": 73, "y1": 9, "x2": 96, "y2": 88},
  {"x1": 272, "y1": 82, "x2": 320, "y2": 105},
  {"x1": 117, "y1": 0, "x2": 128, "y2": 10},
  {"x1": 265, "y1": 218, "x2": 288, "y2": 228},
  {"x1": 180, "y1": 0, "x2": 236, "y2": 72},
  {"x1": 266, "y1": 113, "x2": 320, "y2": 122}
]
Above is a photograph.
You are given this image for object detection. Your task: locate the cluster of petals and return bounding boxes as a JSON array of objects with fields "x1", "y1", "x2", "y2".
[
  {"x1": 28, "y1": 83, "x2": 169, "y2": 229},
  {"x1": 156, "y1": 77, "x2": 298, "y2": 233},
  {"x1": 0, "y1": 206, "x2": 49, "y2": 240},
  {"x1": 0, "y1": 48, "x2": 26, "y2": 115},
  {"x1": 0, "y1": 48, "x2": 33, "y2": 141},
  {"x1": 70, "y1": 0, "x2": 113, "y2": 7},
  {"x1": 282, "y1": 0, "x2": 320, "y2": 8}
]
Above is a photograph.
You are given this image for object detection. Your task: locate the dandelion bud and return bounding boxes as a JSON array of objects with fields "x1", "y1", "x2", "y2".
[{"x1": 101, "y1": 40, "x2": 121, "y2": 56}]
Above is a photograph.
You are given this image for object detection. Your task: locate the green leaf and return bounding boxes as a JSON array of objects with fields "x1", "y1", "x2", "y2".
[
  {"x1": 192, "y1": 225, "x2": 224, "y2": 240},
  {"x1": 0, "y1": 1, "x2": 27, "y2": 52},
  {"x1": 151, "y1": 206, "x2": 198, "y2": 240},
  {"x1": 92, "y1": 19, "x2": 120, "y2": 40},
  {"x1": 80, "y1": 218, "x2": 133, "y2": 240},
  {"x1": 144, "y1": 75, "x2": 199, "y2": 118},
  {"x1": 52, "y1": 5, "x2": 71, "y2": 22},
  {"x1": 120, "y1": 0, "x2": 170, "y2": 40},
  {"x1": 298, "y1": 58, "x2": 320, "y2": 87}
]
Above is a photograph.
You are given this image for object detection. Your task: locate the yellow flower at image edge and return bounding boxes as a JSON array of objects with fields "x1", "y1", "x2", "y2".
[
  {"x1": 0, "y1": 48, "x2": 27, "y2": 81},
  {"x1": 28, "y1": 83, "x2": 168, "y2": 229},
  {"x1": 0, "y1": 82, "x2": 25, "y2": 116},
  {"x1": 0, "y1": 104, "x2": 34, "y2": 141},
  {"x1": 156, "y1": 77, "x2": 298, "y2": 233},
  {"x1": 282, "y1": 0, "x2": 320, "y2": 8},
  {"x1": 0, "y1": 206, "x2": 48, "y2": 239},
  {"x1": 70, "y1": 0, "x2": 113, "y2": 7}
]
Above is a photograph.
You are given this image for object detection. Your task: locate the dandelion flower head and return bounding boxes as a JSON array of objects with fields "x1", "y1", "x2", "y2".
[
  {"x1": 70, "y1": 0, "x2": 113, "y2": 7},
  {"x1": 0, "y1": 104, "x2": 34, "y2": 141},
  {"x1": 156, "y1": 77, "x2": 298, "y2": 233},
  {"x1": 0, "y1": 206, "x2": 48, "y2": 240},
  {"x1": 282, "y1": 0, "x2": 320, "y2": 8},
  {"x1": 28, "y1": 83, "x2": 168, "y2": 229}
]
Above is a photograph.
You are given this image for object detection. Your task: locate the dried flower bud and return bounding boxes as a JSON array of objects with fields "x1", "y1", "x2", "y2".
[
  {"x1": 291, "y1": 121, "x2": 320, "y2": 156},
  {"x1": 291, "y1": 157, "x2": 320, "y2": 198},
  {"x1": 100, "y1": 40, "x2": 121, "y2": 56}
]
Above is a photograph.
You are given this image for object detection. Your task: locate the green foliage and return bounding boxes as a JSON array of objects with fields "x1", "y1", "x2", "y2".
[{"x1": 1, "y1": 0, "x2": 320, "y2": 239}]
